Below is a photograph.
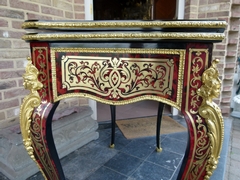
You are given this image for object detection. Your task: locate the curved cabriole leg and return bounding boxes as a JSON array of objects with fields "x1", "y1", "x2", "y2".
[
  {"x1": 31, "y1": 101, "x2": 65, "y2": 180},
  {"x1": 110, "y1": 105, "x2": 116, "y2": 148},
  {"x1": 22, "y1": 101, "x2": 65, "y2": 180},
  {"x1": 20, "y1": 58, "x2": 65, "y2": 180},
  {"x1": 177, "y1": 59, "x2": 224, "y2": 180},
  {"x1": 156, "y1": 102, "x2": 164, "y2": 152}
]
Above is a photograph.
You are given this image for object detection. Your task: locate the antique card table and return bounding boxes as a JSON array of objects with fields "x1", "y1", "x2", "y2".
[{"x1": 20, "y1": 20, "x2": 226, "y2": 180}]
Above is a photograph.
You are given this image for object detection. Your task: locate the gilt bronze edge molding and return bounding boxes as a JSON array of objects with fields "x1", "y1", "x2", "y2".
[
  {"x1": 53, "y1": 93, "x2": 181, "y2": 110},
  {"x1": 22, "y1": 21, "x2": 227, "y2": 29},
  {"x1": 51, "y1": 47, "x2": 185, "y2": 54},
  {"x1": 22, "y1": 32, "x2": 225, "y2": 41}
]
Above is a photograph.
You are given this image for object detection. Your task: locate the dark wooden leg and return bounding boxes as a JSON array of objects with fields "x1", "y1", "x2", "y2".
[
  {"x1": 45, "y1": 101, "x2": 65, "y2": 179},
  {"x1": 156, "y1": 102, "x2": 164, "y2": 152},
  {"x1": 110, "y1": 105, "x2": 116, "y2": 148}
]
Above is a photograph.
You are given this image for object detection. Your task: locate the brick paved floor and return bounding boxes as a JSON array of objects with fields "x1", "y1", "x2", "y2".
[
  {"x1": 225, "y1": 117, "x2": 240, "y2": 180},
  {"x1": 26, "y1": 116, "x2": 232, "y2": 180},
  {"x1": 0, "y1": 116, "x2": 234, "y2": 180}
]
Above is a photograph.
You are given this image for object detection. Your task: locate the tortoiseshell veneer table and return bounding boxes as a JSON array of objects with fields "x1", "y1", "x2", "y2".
[{"x1": 20, "y1": 20, "x2": 226, "y2": 180}]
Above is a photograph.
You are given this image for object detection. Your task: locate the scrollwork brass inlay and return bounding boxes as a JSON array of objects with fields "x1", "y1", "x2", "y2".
[
  {"x1": 62, "y1": 56, "x2": 173, "y2": 98},
  {"x1": 32, "y1": 47, "x2": 52, "y2": 101},
  {"x1": 51, "y1": 48, "x2": 185, "y2": 109},
  {"x1": 184, "y1": 48, "x2": 210, "y2": 179},
  {"x1": 189, "y1": 50, "x2": 207, "y2": 115},
  {"x1": 197, "y1": 59, "x2": 224, "y2": 180},
  {"x1": 19, "y1": 57, "x2": 46, "y2": 178},
  {"x1": 30, "y1": 102, "x2": 59, "y2": 179},
  {"x1": 187, "y1": 115, "x2": 211, "y2": 180}
]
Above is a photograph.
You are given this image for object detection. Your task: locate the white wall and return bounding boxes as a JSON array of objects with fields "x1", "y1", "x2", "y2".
[{"x1": 84, "y1": 0, "x2": 93, "y2": 20}]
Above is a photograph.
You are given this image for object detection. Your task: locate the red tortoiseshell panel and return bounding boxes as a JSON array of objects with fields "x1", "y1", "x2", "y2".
[
  {"x1": 181, "y1": 43, "x2": 212, "y2": 179},
  {"x1": 30, "y1": 42, "x2": 53, "y2": 102},
  {"x1": 52, "y1": 50, "x2": 184, "y2": 107}
]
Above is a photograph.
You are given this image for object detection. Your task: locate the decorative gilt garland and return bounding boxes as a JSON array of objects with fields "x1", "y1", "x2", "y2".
[
  {"x1": 197, "y1": 59, "x2": 224, "y2": 179},
  {"x1": 19, "y1": 57, "x2": 46, "y2": 178}
]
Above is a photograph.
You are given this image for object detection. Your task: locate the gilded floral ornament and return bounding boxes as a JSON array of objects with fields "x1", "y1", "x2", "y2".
[
  {"x1": 197, "y1": 59, "x2": 224, "y2": 179},
  {"x1": 19, "y1": 57, "x2": 45, "y2": 177}
]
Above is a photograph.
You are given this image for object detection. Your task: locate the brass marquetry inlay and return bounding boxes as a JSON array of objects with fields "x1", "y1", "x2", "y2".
[
  {"x1": 62, "y1": 56, "x2": 173, "y2": 96},
  {"x1": 184, "y1": 48, "x2": 210, "y2": 179},
  {"x1": 22, "y1": 32, "x2": 225, "y2": 41},
  {"x1": 22, "y1": 21, "x2": 227, "y2": 29},
  {"x1": 32, "y1": 47, "x2": 51, "y2": 100},
  {"x1": 51, "y1": 48, "x2": 185, "y2": 109}
]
